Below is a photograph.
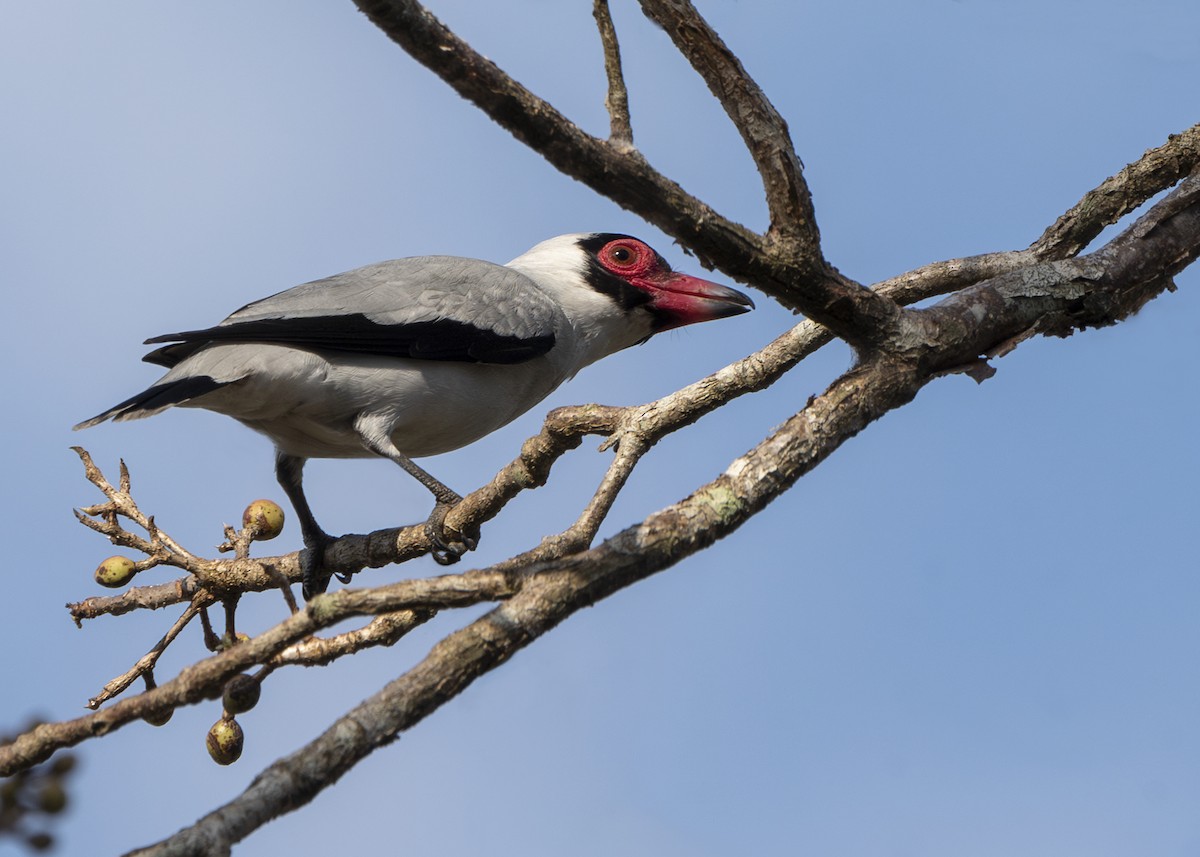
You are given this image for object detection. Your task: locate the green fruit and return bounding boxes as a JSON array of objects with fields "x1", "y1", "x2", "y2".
[
  {"x1": 94, "y1": 556, "x2": 137, "y2": 588},
  {"x1": 37, "y1": 782, "x2": 67, "y2": 814},
  {"x1": 206, "y1": 717, "x2": 244, "y2": 766},
  {"x1": 218, "y1": 631, "x2": 251, "y2": 651},
  {"x1": 26, "y1": 833, "x2": 54, "y2": 852},
  {"x1": 49, "y1": 754, "x2": 77, "y2": 776},
  {"x1": 1, "y1": 778, "x2": 20, "y2": 808},
  {"x1": 242, "y1": 499, "x2": 285, "y2": 540},
  {"x1": 222, "y1": 674, "x2": 262, "y2": 715},
  {"x1": 143, "y1": 707, "x2": 174, "y2": 727}
]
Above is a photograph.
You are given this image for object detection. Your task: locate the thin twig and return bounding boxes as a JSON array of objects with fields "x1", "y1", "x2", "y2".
[
  {"x1": 72, "y1": 448, "x2": 196, "y2": 563},
  {"x1": 66, "y1": 404, "x2": 621, "y2": 621},
  {"x1": 2, "y1": 570, "x2": 522, "y2": 778},
  {"x1": 637, "y1": 0, "x2": 813, "y2": 246},
  {"x1": 1033, "y1": 122, "x2": 1200, "y2": 257},
  {"x1": 593, "y1": 0, "x2": 633, "y2": 148},
  {"x1": 68, "y1": 576, "x2": 201, "y2": 624},
  {"x1": 540, "y1": 432, "x2": 648, "y2": 556},
  {"x1": 87, "y1": 599, "x2": 210, "y2": 709},
  {"x1": 267, "y1": 610, "x2": 434, "y2": 669}
]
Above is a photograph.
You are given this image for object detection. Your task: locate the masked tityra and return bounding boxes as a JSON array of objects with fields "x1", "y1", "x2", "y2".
[{"x1": 76, "y1": 233, "x2": 754, "y2": 598}]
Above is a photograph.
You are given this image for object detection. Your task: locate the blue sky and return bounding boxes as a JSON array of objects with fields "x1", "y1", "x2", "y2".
[{"x1": 3, "y1": 2, "x2": 1199, "y2": 855}]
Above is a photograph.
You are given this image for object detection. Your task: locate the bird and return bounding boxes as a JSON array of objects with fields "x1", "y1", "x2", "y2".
[{"x1": 75, "y1": 233, "x2": 754, "y2": 598}]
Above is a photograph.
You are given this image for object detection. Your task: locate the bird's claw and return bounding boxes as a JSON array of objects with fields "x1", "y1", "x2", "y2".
[
  {"x1": 425, "y1": 503, "x2": 477, "y2": 566},
  {"x1": 300, "y1": 531, "x2": 338, "y2": 601}
]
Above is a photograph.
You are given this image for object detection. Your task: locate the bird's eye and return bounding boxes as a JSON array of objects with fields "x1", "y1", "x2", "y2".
[
  {"x1": 604, "y1": 241, "x2": 641, "y2": 268},
  {"x1": 597, "y1": 237, "x2": 656, "y2": 276}
]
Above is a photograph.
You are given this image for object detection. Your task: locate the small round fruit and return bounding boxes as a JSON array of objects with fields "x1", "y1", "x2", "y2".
[
  {"x1": 242, "y1": 499, "x2": 285, "y2": 541},
  {"x1": 222, "y1": 674, "x2": 261, "y2": 715},
  {"x1": 26, "y1": 833, "x2": 54, "y2": 852},
  {"x1": 206, "y1": 717, "x2": 244, "y2": 766},
  {"x1": 143, "y1": 707, "x2": 174, "y2": 727},
  {"x1": 49, "y1": 754, "x2": 77, "y2": 776},
  {"x1": 94, "y1": 556, "x2": 137, "y2": 588},
  {"x1": 1, "y1": 781, "x2": 18, "y2": 809},
  {"x1": 36, "y1": 782, "x2": 67, "y2": 814}
]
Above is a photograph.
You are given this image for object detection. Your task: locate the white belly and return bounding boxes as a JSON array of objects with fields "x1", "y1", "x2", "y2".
[{"x1": 170, "y1": 344, "x2": 569, "y2": 460}]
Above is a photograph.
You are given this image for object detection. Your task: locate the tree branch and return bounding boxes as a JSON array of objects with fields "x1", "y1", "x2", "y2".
[
  {"x1": 868, "y1": 126, "x2": 1200, "y2": 305},
  {"x1": 115, "y1": 171, "x2": 1200, "y2": 853},
  {"x1": 349, "y1": 0, "x2": 904, "y2": 348},
  {"x1": 593, "y1": 0, "x2": 633, "y2": 148},
  {"x1": 636, "y1": 0, "x2": 815, "y2": 249},
  {"x1": 18, "y1": 2, "x2": 1198, "y2": 851},
  {"x1": 5, "y1": 165, "x2": 1194, "y2": 854},
  {"x1": 350, "y1": 0, "x2": 760, "y2": 271},
  {"x1": 265, "y1": 609, "x2": 434, "y2": 669},
  {"x1": 906, "y1": 171, "x2": 1200, "y2": 373},
  {"x1": 70, "y1": 126, "x2": 1200, "y2": 632},
  {"x1": 86, "y1": 599, "x2": 211, "y2": 709},
  {"x1": 1033, "y1": 122, "x2": 1200, "y2": 258},
  {"x1": 0, "y1": 570, "x2": 521, "y2": 778},
  {"x1": 123, "y1": 351, "x2": 923, "y2": 857}
]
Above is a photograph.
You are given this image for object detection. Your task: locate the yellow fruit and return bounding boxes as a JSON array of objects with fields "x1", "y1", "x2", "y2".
[
  {"x1": 242, "y1": 499, "x2": 285, "y2": 540},
  {"x1": 205, "y1": 717, "x2": 244, "y2": 766},
  {"x1": 218, "y1": 631, "x2": 251, "y2": 651},
  {"x1": 94, "y1": 556, "x2": 136, "y2": 588}
]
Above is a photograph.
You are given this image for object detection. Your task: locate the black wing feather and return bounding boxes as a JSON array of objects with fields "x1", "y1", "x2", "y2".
[{"x1": 143, "y1": 314, "x2": 555, "y2": 368}]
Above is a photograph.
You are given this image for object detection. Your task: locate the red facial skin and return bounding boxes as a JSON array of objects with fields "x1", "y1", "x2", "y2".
[{"x1": 595, "y1": 237, "x2": 755, "y2": 330}]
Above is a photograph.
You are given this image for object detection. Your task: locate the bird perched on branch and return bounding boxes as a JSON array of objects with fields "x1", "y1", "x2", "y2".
[{"x1": 76, "y1": 233, "x2": 754, "y2": 598}]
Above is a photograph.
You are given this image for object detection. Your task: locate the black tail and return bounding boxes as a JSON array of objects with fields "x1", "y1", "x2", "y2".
[{"x1": 74, "y1": 376, "x2": 227, "y2": 430}]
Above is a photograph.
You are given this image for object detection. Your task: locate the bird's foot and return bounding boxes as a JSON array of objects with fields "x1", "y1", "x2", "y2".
[
  {"x1": 425, "y1": 501, "x2": 477, "y2": 566},
  {"x1": 300, "y1": 530, "x2": 340, "y2": 601}
]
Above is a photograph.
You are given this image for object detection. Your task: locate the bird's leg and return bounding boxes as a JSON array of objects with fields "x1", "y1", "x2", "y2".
[
  {"x1": 392, "y1": 457, "x2": 475, "y2": 565},
  {"x1": 354, "y1": 419, "x2": 477, "y2": 565},
  {"x1": 274, "y1": 450, "x2": 339, "y2": 600}
]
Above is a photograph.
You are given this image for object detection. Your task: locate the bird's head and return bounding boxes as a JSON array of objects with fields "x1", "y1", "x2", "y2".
[{"x1": 508, "y1": 233, "x2": 755, "y2": 334}]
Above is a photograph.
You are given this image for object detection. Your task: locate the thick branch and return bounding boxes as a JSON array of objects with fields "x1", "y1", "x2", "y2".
[{"x1": 910, "y1": 171, "x2": 1200, "y2": 371}]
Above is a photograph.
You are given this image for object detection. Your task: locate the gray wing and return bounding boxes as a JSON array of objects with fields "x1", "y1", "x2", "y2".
[{"x1": 143, "y1": 256, "x2": 561, "y2": 368}]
